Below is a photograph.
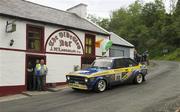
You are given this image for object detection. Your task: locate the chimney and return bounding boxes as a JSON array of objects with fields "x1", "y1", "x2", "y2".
[{"x1": 67, "y1": 3, "x2": 87, "y2": 18}]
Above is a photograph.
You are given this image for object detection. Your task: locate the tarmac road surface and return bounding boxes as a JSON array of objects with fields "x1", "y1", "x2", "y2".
[{"x1": 0, "y1": 61, "x2": 180, "y2": 112}]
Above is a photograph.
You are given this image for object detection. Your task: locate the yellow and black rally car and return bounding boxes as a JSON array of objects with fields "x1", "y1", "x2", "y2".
[{"x1": 66, "y1": 57, "x2": 148, "y2": 92}]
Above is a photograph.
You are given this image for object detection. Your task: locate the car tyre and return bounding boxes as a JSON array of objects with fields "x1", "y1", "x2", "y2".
[
  {"x1": 134, "y1": 74, "x2": 143, "y2": 84},
  {"x1": 95, "y1": 79, "x2": 107, "y2": 92}
]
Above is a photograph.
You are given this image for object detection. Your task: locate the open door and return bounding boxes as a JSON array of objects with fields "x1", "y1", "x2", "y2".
[{"x1": 25, "y1": 54, "x2": 46, "y2": 91}]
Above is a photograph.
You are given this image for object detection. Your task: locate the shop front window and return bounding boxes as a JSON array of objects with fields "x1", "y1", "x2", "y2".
[{"x1": 27, "y1": 25, "x2": 44, "y2": 52}]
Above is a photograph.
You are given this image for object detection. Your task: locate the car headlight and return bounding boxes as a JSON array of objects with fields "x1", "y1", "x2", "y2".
[
  {"x1": 85, "y1": 78, "x2": 88, "y2": 83},
  {"x1": 66, "y1": 76, "x2": 70, "y2": 80}
]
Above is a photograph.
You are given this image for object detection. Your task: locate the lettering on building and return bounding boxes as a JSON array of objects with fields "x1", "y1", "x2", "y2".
[{"x1": 46, "y1": 30, "x2": 83, "y2": 55}]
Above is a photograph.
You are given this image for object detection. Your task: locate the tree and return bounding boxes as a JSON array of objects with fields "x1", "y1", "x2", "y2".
[
  {"x1": 141, "y1": 0, "x2": 165, "y2": 27},
  {"x1": 87, "y1": 14, "x2": 110, "y2": 30},
  {"x1": 169, "y1": 0, "x2": 178, "y2": 14},
  {"x1": 88, "y1": 0, "x2": 179, "y2": 58},
  {"x1": 174, "y1": 0, "x2": 180, "y2": 16}
]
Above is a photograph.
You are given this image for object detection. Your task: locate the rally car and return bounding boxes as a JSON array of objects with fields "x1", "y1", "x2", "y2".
[{"x1": 66, "y1": 57, "x2": 148, "y2": 92}]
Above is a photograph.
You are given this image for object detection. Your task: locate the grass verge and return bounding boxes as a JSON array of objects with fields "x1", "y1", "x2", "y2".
[{"x1": 154, "y1": 48, "x2": 180, "y2": 62}]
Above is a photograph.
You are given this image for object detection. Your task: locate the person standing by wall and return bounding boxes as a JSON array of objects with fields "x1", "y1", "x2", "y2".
[
  {"x1": 35, "y1": 59, "x2": 48, "y2": 91},
  {"x1": 34, "y1": 59, "x2": 40, "y2": 90},
  {"x1": 27, "y1": 62, "x2": 33, "y2": 91},
  {"x1": 39, "y1": 59, "x2": 48, "y2": 91}
]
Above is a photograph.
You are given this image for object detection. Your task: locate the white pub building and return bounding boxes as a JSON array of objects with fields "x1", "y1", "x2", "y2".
[{"x1": 0, "y1": 0, "x2": 110, "y2": 96}]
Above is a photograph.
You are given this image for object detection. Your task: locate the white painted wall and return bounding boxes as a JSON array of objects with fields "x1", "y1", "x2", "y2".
[
  {"x1": 46, "y1": 54, "x2": 81, "y2": 83},
  {"x1": 130, "y1": 48, "x2": 135, "y2": 59},
  {"x1": 0, "y1": 51, "x2": 1, "y2": 85},
  {"x1": 0, "y1": 50, "x2": 25, "y2": 86},
  {"x1": 0, "y1": 16, "x2": 109, "y2": 86},
  {"x1": 0, "y1": 16, "x2": 26, "y2": 50}
]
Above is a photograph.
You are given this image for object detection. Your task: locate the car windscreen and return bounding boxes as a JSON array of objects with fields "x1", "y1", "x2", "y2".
[{"x1": 91, "y1": 59, "x2": 113, "y2": 69}]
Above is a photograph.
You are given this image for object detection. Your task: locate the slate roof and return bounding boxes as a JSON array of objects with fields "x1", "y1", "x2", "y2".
[
  {"x1": 0, "y1": 0, "x2": 109, "y2": 35},
  {"x1": 110, "y1": 32, "x2": 134, "y2": 48}
]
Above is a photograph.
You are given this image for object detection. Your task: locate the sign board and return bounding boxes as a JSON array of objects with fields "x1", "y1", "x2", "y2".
[
  {"x1": 6, "y1": 23, "x2": 16, "y2": 33},
  {"x1": 46, "y1": 29, "x2": 84, "y2": 55}
]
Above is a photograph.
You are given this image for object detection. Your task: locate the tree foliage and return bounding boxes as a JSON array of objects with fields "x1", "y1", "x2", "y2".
[{"x1": 88, "y1": 0, "x2": 180, "y2": 58}]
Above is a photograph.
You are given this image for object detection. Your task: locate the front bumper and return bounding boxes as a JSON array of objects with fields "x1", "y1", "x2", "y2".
[
  {"x1": 66, "y1": 76, "x2": 95, "y2": 90},
  {"x1": 68, "y1": 83, "x2": 88, "y2": 90}
]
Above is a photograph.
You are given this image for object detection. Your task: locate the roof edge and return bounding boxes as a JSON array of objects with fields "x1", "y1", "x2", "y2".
[
  {"x1": 67, "y1": 3, "x2": 87, "y2": 11},
  {"x1": 112, "y1": 43, "x2": 135, "y2": 48},
  {"x1": 0, "y1": 13, "x2": 110, "y2": 36},
  {"x1": 85, "y1": 18, "x2": 110, "y2": 35},
  {"x1": 23, "y1": 0, "x2": 74, "y2": 15},
  {"x1": 110, "y1": 32, "x2": 134, "y2": 47}
]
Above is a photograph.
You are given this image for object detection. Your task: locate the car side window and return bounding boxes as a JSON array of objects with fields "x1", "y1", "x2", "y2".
[
  {"x1": 125, "y1": 58, "x2": 138, "y2": 67},
  {"x1": 113, "y1": 59, "x2": 127, "y2": 69}
]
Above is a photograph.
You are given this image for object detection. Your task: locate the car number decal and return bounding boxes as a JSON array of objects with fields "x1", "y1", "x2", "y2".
[{"x1": 115, "y1": 73, "x2": 122, "y2": 80}]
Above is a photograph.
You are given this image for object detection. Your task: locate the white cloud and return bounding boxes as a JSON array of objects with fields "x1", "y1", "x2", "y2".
[{"x1": 26, "y1": 0, "x2": 172, "y2": 18}]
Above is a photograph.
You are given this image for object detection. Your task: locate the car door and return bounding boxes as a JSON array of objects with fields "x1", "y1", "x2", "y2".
[
  {"x1": 112, "y1": 58, "x2": 127, "y2": 84},
  {"x1": 122, "y1": 58, "x2": 139, "y2": 81},
  {"x1": 112, "y1": 58, "x2": 138, "y2": 84},
  {"x1": 125, "y1": 58, "x2": 139, "y2": 72}
]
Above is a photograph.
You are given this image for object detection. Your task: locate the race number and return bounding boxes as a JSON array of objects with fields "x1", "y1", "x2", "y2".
[{"x1": 115, "y1": 73, "x2": 122, "y2": 80}]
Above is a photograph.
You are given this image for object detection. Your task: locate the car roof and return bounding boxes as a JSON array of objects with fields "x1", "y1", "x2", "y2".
[{"x1": 96, "y1": 57, "x2": 130, "y2": 60}]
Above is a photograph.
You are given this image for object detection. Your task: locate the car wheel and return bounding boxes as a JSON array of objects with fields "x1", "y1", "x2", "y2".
[
  {"x1": 134, "y1": 74, "x2": 143, "y2": 84},
  {"x1": 95, "y1": 80, "x2": 107, "y2": 92}
]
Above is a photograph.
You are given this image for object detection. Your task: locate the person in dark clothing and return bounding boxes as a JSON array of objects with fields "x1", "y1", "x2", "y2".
[
  {"x1": 27, "y1": 62, "x2": 34, "y2": 91},
  {"x1": 144, "y1": 50, "x2": 149, "y2": 65},
  {"x1": 33, "y1": 59, "x2": 40, "y2": 91},
  {"x1": 134, "y1": 49, "x2": 142, "y2": 63}
]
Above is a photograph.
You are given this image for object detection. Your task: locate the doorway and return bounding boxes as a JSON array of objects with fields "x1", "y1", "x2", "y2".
[
  {"x1": 81, "y1": 56, "x2": 96, "y2": 69},
  {"x1": 26, "y1": 54, "x2": 46, "y2": 91}
]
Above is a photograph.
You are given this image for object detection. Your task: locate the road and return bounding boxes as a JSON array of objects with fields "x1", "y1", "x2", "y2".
[{"x1": 0, "y1": 61, "x2": 180, "y2": 112}]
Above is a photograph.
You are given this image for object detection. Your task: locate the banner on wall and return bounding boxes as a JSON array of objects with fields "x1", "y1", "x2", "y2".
[{"x1": 46, "y1": 29, "x2": 84, "y2": 55}]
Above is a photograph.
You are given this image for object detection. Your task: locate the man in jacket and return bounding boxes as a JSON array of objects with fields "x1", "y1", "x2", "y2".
[{"x1": 35, "y1": 59, "x2": 48, "y2": 91}]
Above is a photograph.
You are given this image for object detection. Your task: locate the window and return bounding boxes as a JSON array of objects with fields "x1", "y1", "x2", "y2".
[
  {"x1": 91, "y1": 59, "x2": 113, "y2": 69},
  {"x1": 125, "y1": 58, "x2": 138, "y2": 67},
  {"x1": 85, "y1": 34, "x2": 95, "y2": 56},
  {"x1": 27, "y1": 25, "x2": 44, "y2": 52},
  {"x1": 113, "y1": 59, "x2": 127, "y2": 69}
]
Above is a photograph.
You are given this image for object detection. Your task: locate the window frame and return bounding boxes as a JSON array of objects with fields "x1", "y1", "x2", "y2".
[
  {"x1": 84, "y1": 34, "x2": 95, "y2": 56},
  {"x1": 26, "y1": 24, "x2": 44, "y2": 53}
]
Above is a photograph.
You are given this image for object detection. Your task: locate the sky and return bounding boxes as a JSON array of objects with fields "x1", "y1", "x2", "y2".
[{"x1": 27, "y1": 0, "x2": 174, "y2": 18}]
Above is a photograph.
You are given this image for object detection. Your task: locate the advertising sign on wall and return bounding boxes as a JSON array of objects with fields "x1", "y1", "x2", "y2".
[{"x1": 46, "y1": 29, "x2": 84, "y2": 55}]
